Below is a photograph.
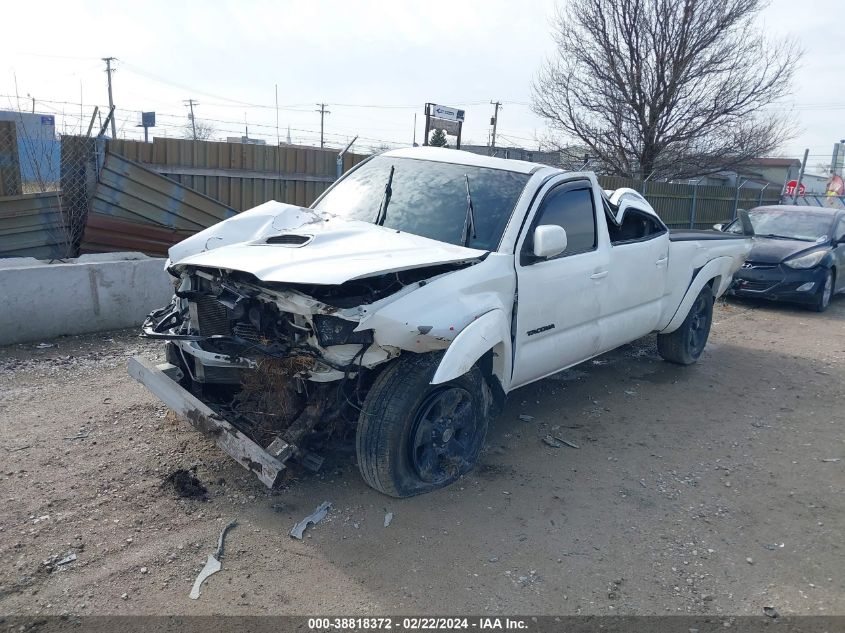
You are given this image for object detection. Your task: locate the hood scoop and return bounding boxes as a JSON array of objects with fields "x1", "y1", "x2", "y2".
[{"x1": 266, "y1": 233, "x2": 312, "y2": 246}]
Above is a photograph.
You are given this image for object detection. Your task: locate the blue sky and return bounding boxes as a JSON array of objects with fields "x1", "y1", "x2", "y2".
[{"x1": 2, "y1": 0, "x2": 841, "y2": 168}]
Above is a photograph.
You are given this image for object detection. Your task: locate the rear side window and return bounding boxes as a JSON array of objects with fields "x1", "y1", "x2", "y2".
[
  {"x1": 608, "y1": 209, "x2": 666, "y2": 245},
  {"x1": 522, "y1": 184, "x2": 596, "y2": 262}
]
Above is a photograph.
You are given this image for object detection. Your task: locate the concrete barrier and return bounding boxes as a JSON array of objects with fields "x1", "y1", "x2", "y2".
[{"x1": 0, "y1": 252, "x2": 173, "y2": 345}]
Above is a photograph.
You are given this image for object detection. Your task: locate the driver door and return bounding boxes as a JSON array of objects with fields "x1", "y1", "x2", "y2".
[{"x1": 511, "y1": 179, "x2": 610, "y2": 388}]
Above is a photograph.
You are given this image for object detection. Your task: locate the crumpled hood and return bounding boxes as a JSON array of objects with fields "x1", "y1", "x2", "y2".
[{"x1": 168, "y1": 200, "x2": 485, "y2": 285}]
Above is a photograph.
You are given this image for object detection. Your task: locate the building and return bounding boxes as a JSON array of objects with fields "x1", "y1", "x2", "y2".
[{"x1": 0, "y1": 110, "x2": 59, "y2": 187}]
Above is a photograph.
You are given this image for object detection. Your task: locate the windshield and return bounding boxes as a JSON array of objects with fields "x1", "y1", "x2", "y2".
[
  {"x1": 727, "y1": 208, "x2": 833, "y2": 242},
  {"x1": 312, "y1": 156, "x2": 531, "y2": 250}
]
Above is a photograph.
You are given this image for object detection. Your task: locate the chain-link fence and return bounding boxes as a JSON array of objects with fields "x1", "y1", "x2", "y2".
[{"x1": 0, "y1": 116, "x2": 98, "y2": 259}]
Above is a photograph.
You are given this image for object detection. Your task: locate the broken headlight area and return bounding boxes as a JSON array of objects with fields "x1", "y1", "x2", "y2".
[
  {"x1": 313, "y1": 314, "x2": 373, "y2": 347},
  {"x1": 141, "y1": 269, "x2": 386, "y2": 473}
]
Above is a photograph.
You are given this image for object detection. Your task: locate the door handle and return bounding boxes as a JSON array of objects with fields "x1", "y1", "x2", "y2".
[
  {"x1": 655, "y1": 256, "x2": 668, "y2": 267},
  {"x1": 590, "y1": 270, "x2": 609, "y2": 280}
]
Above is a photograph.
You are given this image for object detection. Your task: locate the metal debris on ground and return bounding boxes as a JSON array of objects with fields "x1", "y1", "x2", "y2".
[
  {"x1": 542, "y1": 435, "x2": 562, "y2": 448},
  {"x1": 552, "y1": 435, "x2": 580, "y2": 449},
  {"x1": 42, "y1": 551, "x2": 77, "y2": 572},
  {"x1": 383, "y1": 511, "x2": 394, "y2": 528},
  {"x1": 290, "y1": 501, "x2": 332, "y2": 540},
  {"x1": 821, "y1": 458, "x2": 841, "y2": 463},
  {"x1": 64, "y1": 430, "x2": 90, "y2": 441},
  {"x1": 518, "y1": 414, "x2": 535, "y2": 422},
  {"x1": 189, "y1": 520, "x2": 238, "y2": 600},
  {"x1": 763, "y1": 606, "x2": 779, "y2": 619},
  {"x1": 35, "y1": 343, "x2": 55, "y2": 349}
]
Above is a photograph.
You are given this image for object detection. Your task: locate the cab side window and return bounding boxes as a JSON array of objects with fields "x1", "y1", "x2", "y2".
[
  {"x1": 608, "y1": 209, "x2": 666, "y2": 245},
  {"x1": 522, "y1": 183, "x2": 596, "y2": 263}
]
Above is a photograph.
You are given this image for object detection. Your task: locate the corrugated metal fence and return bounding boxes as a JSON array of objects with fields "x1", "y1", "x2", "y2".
[
  {"x1": 0, "y1": 192, "x2": 66, "y2": 259},
  {"x1": 596, "y1": 176, "x2": 782, "y2": 228},
  {"x1": 109, "y1": 138, "x2": 366, "y2": 211},
  {"x1": 0, "y1": 129, "x2": 792, "y2": 259}
]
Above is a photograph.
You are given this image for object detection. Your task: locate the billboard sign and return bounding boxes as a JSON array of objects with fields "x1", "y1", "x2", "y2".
[{"x1": 431, "y1": 104, "x2": 465, "y2": 122}]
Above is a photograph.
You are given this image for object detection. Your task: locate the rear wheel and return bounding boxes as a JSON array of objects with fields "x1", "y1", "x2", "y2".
[
  {"x1": 657, "y1": 285, "x2": 714, "y2": 365},
  {"x1": 810, "y1": 269, "x2": 833, "y2": 313},
  {"x1": 356, "y1": 353, "x2": 489, "y2": 497}
]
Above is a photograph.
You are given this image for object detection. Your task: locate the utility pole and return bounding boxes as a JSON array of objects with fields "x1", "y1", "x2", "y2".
[
  {"x1": 792, "y1": 148, "x2": 809, "y2": 204},
  {"x1": 102, "y1": 57, "x2": 117, "y2": 138},
  {"x1": 184, "y1": 99, "x2": 198, "y2": 140},
  {"x1": 275, "y1": 84, "x2": 280, "y2": 147},
  {"x1": 489, "y1": 100, "x2": 501, "y2": 154},
  {"x1": 316, "y1": 103, "x2": 330, "y2": 148}
]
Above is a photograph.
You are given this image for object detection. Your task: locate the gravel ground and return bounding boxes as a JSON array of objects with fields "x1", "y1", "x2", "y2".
[{"x1": 0, "y1": 297, "x2": 842, "y2": 616}]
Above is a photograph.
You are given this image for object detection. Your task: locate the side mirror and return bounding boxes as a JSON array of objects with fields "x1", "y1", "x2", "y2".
[
  {"x1": 533, "y1": 225, "x2": 568, "y2": 259},
  {"x1": 712, "y1": 223, "x2": 725, "y2": 232}
]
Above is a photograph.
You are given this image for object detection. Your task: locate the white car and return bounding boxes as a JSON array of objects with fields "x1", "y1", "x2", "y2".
[{"x1": 130, "y1": 147, "x2": 752, "y2": 497}]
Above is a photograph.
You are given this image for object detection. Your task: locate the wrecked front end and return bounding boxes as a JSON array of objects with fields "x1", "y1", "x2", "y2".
[{"x1": 134, "y1": 259, "x2": 477, "y2": 486}]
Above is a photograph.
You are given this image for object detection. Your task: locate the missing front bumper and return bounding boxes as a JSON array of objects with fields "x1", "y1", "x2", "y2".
[{"x1": 127, "y1": 356, "x2": 290, "y2": 488}]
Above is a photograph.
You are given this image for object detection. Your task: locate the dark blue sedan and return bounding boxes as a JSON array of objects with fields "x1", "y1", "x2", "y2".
[{"x1": 719, "y1": 205, "x2": 845, "y2": 312}]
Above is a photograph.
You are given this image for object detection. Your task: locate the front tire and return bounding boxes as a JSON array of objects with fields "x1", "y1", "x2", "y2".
[
  {"x1": 356, "y1": 353, "x2": 489, "y2": 498},
  {"x1": 810, "y1": 269, "x2": 833, "y2": 313},
  {"x1": 657, "y1": 285, "x2": 714, "y2": 365}
]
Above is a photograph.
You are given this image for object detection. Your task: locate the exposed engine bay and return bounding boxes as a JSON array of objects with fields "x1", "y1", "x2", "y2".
[{"x1": 142, "y1": 260, "x2": 476, "y2": 471}]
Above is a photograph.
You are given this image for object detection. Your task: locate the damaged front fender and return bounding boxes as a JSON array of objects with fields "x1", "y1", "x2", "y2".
[{"x1": 430, "y1": 309, "x2": 511, "y2": 386}]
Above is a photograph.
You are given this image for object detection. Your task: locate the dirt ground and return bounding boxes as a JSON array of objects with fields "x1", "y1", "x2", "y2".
[{"x1": 0, "y1": 297, "x2": 842, "y2": 617}]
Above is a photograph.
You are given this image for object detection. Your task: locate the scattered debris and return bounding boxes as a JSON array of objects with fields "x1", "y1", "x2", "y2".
[
  {"x1": 763, "y1": 606, "x2": 779, "y2": 619},
  {"x1": 189, "y1": 520, "x2": 237, "y2": 600},
  {"x1": 383, "y1": 511, "x2": 394, "y2": 528},
  {"x1": 42, "y1": 551, "x2": 77, "y2": 572},
  {"x1": 552, "y1": 435, "x2": 580, "y2": 449},
  {"x1": 6, "y1": 445, "x2": 30, "y2": 452},
  {"x1": 36, "y1": 343, "x2": 55, "y2": 349},
  {"x1": 762, "y1": 543, "x2": 785, "y2": 551},
  {"x1": 64, "y1": 430, "x2": 90, "y2": 441},
  {"x1": 290, "y1": 501, "x2": 331, "y2": 539},
  {"x1": 163, "y1": 469, "x2": 208, "y2": 499},
  {"x1": 518, "y1": 414, "x2": 535, "y2": 422},
  {"x1": 542, "y1": 435, "x2": 562, "y2": 448},
  {"x1": 821, "y1": 458, "x2": 841, "y2": 463},
  {"x1": 746, "y1": 557, "x2": 753, "y2": 564}
]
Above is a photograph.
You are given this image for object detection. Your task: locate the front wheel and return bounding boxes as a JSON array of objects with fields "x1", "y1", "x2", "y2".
[
  {"x1": 810, "y1": 269, "x2": 833, "y2": 313},
  {"x1": 356, "y1": 353, "x2": 489, "y2": 498},
  {"x1": 657, "y1": 285, "x2": 714, "y2": 365}
]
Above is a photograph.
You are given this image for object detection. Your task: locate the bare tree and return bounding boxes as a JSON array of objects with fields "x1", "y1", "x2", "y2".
[
  {"x1": 182, "y1": 120, "x2": 216, "y2": 141},
  {"x1": 532, "y1": 0, "x2": 800, "y2": 180}
]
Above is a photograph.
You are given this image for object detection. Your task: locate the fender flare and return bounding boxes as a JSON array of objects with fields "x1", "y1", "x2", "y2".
[
  {"x1": 661, "y1": 256, "x2": 731, "y2": 333},
  {"x1": 431, "y1": 309, "x2": 511, "y2": 387}
]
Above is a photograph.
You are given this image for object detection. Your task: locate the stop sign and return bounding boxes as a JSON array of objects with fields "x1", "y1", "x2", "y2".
[{"x1": 785, "y1": 180, "x2": 806, "y2": 197}]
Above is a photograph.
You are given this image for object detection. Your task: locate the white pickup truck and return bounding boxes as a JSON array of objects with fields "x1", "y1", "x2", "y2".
[{"x1": 130, "y1": 147, "x2": 752, "y2": 497}]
